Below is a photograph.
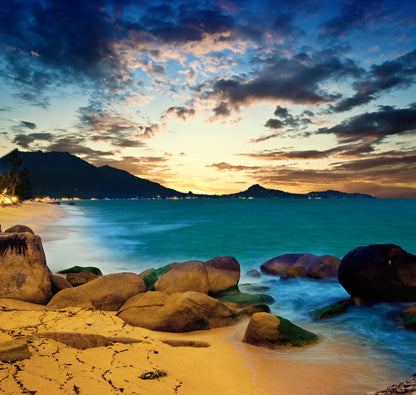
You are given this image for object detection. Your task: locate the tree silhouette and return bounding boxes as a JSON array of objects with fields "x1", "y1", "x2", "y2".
[{"x1": 0, "y1": 149, "x2": 32, "y2": 201}]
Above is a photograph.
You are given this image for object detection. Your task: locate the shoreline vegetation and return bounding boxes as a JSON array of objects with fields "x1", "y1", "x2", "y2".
[{"x1": 0, "y1": 202, "x2": 413, "y2": 394}]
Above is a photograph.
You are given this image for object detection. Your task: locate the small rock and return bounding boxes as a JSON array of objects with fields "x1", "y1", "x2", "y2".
[{"x1": 0, "y1": 339, "x2": 31, "y2": 362}]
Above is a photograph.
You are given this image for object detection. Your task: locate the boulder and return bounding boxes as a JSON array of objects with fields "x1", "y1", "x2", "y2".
[
  {"x1": 50, "y1": 275, "x2": 72, "y2": 294},
  {"x1": 47, "y1": 272, "x2": 146, "y2": 311},
  {"x1": 338, "y1": 244, "x2": 416, "y2": 301},
  {"x1": 4, "y1": 224, "x2": 34, "y2": 234},
  {"x1": 66, "y1": 270, "x2": 98, "y2": 286},
  {"x1": 0, "y1": 339, "x2": 31, "y2": 362},
  {"x1": 204, "y1": 255, "x2": 240, "y2": 294},
  {"x1": 118, "y1": 291, "x2": 238, "y2": 332},
  {"x1": 242, "y1": 312, "x2": 319, "y2": 348},
  {"x1": 261, "y1": 253, "x2": 340, "y2": 279},
  {"x1": 154, "y1": 260, "x2": 209, "y2": 294},
  {"x1": 0, "y1": 232, "x2": 52, "y2": 304},
  {"x1": 58, "y1": 265, "x2": 103, "y2": 276}
]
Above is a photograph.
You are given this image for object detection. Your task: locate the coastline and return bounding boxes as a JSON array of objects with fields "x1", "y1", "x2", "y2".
[
  {"x1": 0, "y1": 201, "x2": 65, "y2": 235},
  {"x1": 0, "y1": 202, "x2": 407, "y2": 394}
]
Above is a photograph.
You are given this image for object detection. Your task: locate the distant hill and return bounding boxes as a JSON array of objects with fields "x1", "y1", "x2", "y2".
[
  {"x1": 0, "y1": 150, "x2": 376, "y2": 199},
  {"x1": 226, "y1": 184, "x2": 375, "y2": 199},
  {"x1": 0, "y1": 150, "x2": 185, "y2": 199}
]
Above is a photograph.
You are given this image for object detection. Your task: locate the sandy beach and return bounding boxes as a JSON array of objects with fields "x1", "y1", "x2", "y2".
[{"x1": 0, "y1": 202, "x2": 404, "y2": 394}]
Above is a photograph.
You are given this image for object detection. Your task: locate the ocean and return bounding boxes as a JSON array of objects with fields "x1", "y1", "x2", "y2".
[{"x1": 40, "y1": 198, "x2": 416, "y2": 387}]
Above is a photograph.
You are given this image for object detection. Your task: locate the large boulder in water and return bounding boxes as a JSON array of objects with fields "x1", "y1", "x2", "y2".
[
  {"x1": 261, "y1": 253, "x2": 340, "y2": 279},
  {"x1": 0, "y1": 232, "x2": 52, "y2": 304},
  {"x1": 204, "y1": 255, "x2": 240, "y2": 294},
  {"x1": 47, "y1": 272, "x2": 146, "y2": 310},
  {"x1": 154, "y1": 260, "x2": 210, "y2": 294},
  {"x1": 242, "y1": 312, "x2": 319, "y2": 348},
  {"x1": 117, "y1": 291, "x2": 237, "y2": 332},
  {"x1": 338, "y1": 244, "x2": 416, "y2": 302}
]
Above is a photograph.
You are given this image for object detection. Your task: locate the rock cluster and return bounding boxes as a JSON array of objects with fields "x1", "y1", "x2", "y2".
[{"x1": 366, "y1": 374, "x2": 416, "y2": 394}]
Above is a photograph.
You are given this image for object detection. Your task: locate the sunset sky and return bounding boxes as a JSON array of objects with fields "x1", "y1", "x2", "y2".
[{"x1": 1, "y1": 0, "x2": 416, "y2": 197}]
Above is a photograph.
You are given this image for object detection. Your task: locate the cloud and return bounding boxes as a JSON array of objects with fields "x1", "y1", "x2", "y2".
[
  {"x1": 78, "y1": 101, "x2": 164, "y2": 140},
  {"x1": 12, "y1": 132, "x2": 53, "y2": 149},
  {"x1": 165, "y1": 106, "x2": 196, "y2": 121},
  {"x1": 318, "y1": 103, "x2": 416, "y2": 142},
  {"x1": 19, "y1": 121, "x2": 36, "y2": 129},
  {"x1": 240, "y1": 142, "x2": 375, "y2": 161},
  {"x1": 319, "y1": 0, "x2": 389, "y2": 39},
  {"x1": 329, "y1": 50, "x2": 416, "y2": 112},
  {"x1": 201, "y1": 51, "x2": 361, "y2": 115}
]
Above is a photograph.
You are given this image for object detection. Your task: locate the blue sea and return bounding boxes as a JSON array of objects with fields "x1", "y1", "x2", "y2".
[{"x1": 41, "y1": 198, "x2": 416, "y2": 388}]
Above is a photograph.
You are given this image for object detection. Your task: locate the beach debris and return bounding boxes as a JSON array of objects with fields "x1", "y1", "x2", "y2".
[
  {"x1": 0, "y1": 339, "x2": 31, "y2": 362},
  {"x1": 139, "y1": 369, "x2": 167, "y2": 380},
  {"x1": 366, "y1": 373, "x2": 416, "y2": 394}
]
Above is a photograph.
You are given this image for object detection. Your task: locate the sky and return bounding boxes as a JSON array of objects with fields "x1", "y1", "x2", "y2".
[{"x1": 0, "y1": 0, "x2": 416, "y2": 197}]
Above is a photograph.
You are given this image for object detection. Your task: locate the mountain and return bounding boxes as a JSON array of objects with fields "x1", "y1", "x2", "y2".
[
  {"x1": 227, "y1": 184, "x2": 375, "y2": 199},
  {"x1": 0, "y1": 150, "x2": 376, "y2": 199},
  {"x1": 0, "y1": 150, "x2": 185, "y2": 199}
]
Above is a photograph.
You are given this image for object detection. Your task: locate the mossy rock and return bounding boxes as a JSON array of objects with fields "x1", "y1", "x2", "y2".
[
  {"x1": 139, "y1": 269, "x2": 158, "y2": 291},
  {"x1": 275, "y1": 315, "x2": 319, "y2": 346},
  {"x1": 312, "y1": 298, "x2": 353, "y2": 320},
  {"x1": 242, "y1": 312, "x2": 319, "y2": 348},
  {"x1": 58, "y1": 266, "x2": 103, "y2": 276},
  {"x1": 216, "y1": 287, "x2": 274, "y2": 306},
  {"x1": 155, "y1": 262, "x2": 179, "y2": 277}
]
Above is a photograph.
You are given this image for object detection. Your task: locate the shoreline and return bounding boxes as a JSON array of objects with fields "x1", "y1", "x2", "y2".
[{"x1": 0, "y1": 202, "x2": 408, "y2": 394}]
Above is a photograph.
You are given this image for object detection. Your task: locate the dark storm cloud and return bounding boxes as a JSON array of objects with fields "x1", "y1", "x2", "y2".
[
  {"x1": 330, "y1": 50, "x2": 416, "y2": 112},
  {"x1": 319, "y1": 0, "x2": 388, "y2": 39},
  {"x1": 203, "y1": 51, "x2": 361, "y2": 112},
  {"x1": 318, "y1": 104, "x2": 416, "y2": 142}
]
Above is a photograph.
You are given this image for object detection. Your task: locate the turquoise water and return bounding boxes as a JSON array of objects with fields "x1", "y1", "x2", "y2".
[{"x1": 41, "y1": 198, "x2": 416, "y2": 381}]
